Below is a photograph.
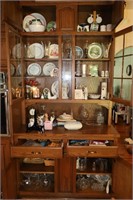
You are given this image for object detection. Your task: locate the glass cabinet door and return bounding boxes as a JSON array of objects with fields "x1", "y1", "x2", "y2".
[
  {"x1": 6, "y1": 25, "x2": 23, "y2": 102},
  {"x1": 113, "y1": 26, "x2": 133, "y2": 104},
  {"x1": 61, "y1": 35, "x2": 73, "y2": 99}
]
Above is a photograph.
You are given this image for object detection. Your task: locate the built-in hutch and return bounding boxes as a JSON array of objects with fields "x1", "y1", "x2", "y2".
[{"x1": 1, "y1": 1, "x2": 132, "y2": 199}]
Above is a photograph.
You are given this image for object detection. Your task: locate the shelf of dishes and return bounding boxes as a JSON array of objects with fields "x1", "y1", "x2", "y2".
[
  {"x1": 22, "y1": 11, "x2": 113, "y2": 33},
  {"x1": 10, "y1": 40, "x2": 111, "y2": 60}
]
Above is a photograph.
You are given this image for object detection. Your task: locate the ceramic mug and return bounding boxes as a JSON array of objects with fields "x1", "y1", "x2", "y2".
[
  {"x1": 83, "y1": 25, "x2": 89, "y2": 32},
  {"x1": 107, "y1": 24, "x2": 112, "y2": 31},
  {"x1": 77, "y1": 25, "x2": 83, "y2": 32},
  {"x1": 100, "y1": 25, "x2": 106, "y2": 32}
]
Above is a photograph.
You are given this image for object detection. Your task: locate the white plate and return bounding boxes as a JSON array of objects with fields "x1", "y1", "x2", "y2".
[
  {"x1": 51, "y1": 80, "x2": 58, "y2": 97},
  {"x1": 23, "y1": 15, "x2": 36, "y2": 32},
  {"x1": 31, "y1": 13, "x2": 46, "y2": 27},
  {"x1": 43, "y1": 62, "x2": 56, "y2": 76},
  {"x1": 88, "y1": 43, "x2": 103, "y2": 59},
  {"x1": 49, "y1": 44, "x2": 59, "y2": 58},
  {"x1": 12, "y1": 43, "x2": 21, "y2": 59},
  {"x1": 75, "y1": 46, "x2": 83, "y2": 59},
  {"x1": 11, "y1": 64, "x2": 15, "y2": 76},
  {"x1": 16, "y1": 64, "x2": 26, "y2": 76},
  {"x1": 16, "y1": 64, "x2": 21, "y2": 76},
  {"x1": 28, "y1": 43, "x2": 44, "y2": 59},
  {"x1": 27, "y1": 63, "x2": 41, "y2": 76}
]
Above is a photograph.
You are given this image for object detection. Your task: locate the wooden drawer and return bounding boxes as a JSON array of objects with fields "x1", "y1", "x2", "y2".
[
  {"x1": 11, "y1": 143, "x2": 63, "y2": 159},
  {"x1": 67, "y1": 143, "x2": 118, "y2": 158}
]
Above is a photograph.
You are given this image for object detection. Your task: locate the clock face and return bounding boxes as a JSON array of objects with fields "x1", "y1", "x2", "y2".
[{"x1": 29, "y1": 108, "x2": 35, "y2": 115}]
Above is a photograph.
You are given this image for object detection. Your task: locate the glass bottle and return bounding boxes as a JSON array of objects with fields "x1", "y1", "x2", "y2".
[
  {"x1": 83, "y1": 40, "x2": 89, "y2": 58},
  {"x1": 97, "y1": 111, "x2": 104, "y2": 125},
  {"x1": 90, "y1": 11, "x2": 99, "y2": 31}
]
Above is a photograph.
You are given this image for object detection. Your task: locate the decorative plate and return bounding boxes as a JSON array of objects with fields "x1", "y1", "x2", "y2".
[
  {"x1": 27, "y1": 63, "x2": 41, "y2": 76},
  {"x1": 23, "y1": 15, "x2": 36, "y2": 32},
  {"x1": 16, "y1": 64, "x2": 26, "y2": 76},
  {"x1": 43, "y1": 62, "x2": 56, "y2": 76},
  {"x1": 49, "y1": 44, "x2": 59, "y2": 58},
  {"x1": 51, "y1": 80, "x2": 58, "y2": 97},
  {"x1": 28, "y1": 43, "x2": 44, "y2": 59},
  {"x1": 11, "y1": 64, "x2": 15, "y2": 76},
  {"x1": 12, "y1": 43, "x2": 21, "y2": 59},
  {"x1": 75, "y1": 46, "x2": 83, "y2": 59},
  {"x1": 88, "y1": 43, "x2": 103, "y2": 59},
  {"x1": 46, "y1": 21, "x2": 56, "y2": 32}
]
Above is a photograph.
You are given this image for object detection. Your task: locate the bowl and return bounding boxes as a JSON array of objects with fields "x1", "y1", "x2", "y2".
[
  {"x1": 89, "y1": 94, "x2": 101, "y2": 99},
  {"x1": 29, "y1": 24, "x2": 45, "y2": 32}
]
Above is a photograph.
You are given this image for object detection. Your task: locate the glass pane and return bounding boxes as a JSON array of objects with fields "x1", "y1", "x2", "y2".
[
  {"x1": 62, "y1": 61, "x2": 72, "y2": 99},
  {"x1": 121, "y1": 79, "x2": 132, "y2": 101},
  {"x1": 62, "y1": 35, "x2": 72, "y2": 99},
  {"x1": 8, "y1": 29, "x2": 23, "y2": 100},
  {"x1": 115, "y1": 35, "x2": 124, "y2": 57},
  {"x1": 9, "y1": 31, "x2": 21, "y2": 59},
  {"x1": 113, "y1": 79, "x2": 121, "y2": 97},
  {"x1": 124, "y1": 32, "x2": 133, "y2": 55},
  {"x1": 123, "y1": 55, "x2": 133, "y2": 78},
  {"x1": 114, "y1": 57, "x2": 123, "y2": 78}
]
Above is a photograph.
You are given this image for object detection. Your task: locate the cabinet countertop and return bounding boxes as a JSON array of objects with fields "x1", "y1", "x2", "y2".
[{"x1": 13, "y1": 125, "x2": 120, "y2": 140}]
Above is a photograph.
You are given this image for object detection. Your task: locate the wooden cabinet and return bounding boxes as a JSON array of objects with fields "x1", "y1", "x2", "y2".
[
  {"x1": 57, "y1": 5, "x2": 77, "y2": 31},
  {"x1": 2, "y1": 1, "x2": 129, "y2": 199},
  {"x1": 1, "y1": 137, "x2": 17, "y2": 199},
  {"x1": 112, "y1": 158, "x2": 132, "y2": 199}
]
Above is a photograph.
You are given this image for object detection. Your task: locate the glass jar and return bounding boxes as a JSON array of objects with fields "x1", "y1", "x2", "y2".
[{"x1": 97, "y1": 111, "x2": 104, "y2": 125}]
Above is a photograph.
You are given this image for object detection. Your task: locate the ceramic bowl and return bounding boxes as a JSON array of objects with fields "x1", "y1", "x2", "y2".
[
  {"x1": 89, "y1": 94, "x2": 101, "y2": 99},
  {"x1": 29, "y1": 24, "x2": 45, "y2": 32}
]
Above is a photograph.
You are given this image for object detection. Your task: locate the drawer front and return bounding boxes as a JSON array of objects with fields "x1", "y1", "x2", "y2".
[
  {"x1": 11, "y1": 146, "x2": 63, "y2": 159},
  {"x1": 67, "y1": 146, "x2": 118, "y2": 157}
]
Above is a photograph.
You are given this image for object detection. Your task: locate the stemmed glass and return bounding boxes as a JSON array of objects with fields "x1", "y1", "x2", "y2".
[
  {"x1": 43, "y1": 174, "x2": 49, "y2": 187},
  {"x1": 63, "y1": 39, "x2": 72, "y2": 58}
]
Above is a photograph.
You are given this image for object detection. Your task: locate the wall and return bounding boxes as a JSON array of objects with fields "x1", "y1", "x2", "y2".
[{"x1": 116, "y1": 0, "x2": 133, "y2": 32}]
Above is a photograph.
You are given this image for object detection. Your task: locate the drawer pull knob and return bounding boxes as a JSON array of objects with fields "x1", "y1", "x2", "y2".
[
  {"x1": 31, "y1": 152, "x2": 42, "y2": 155},
  {"x1": 88, "y1": 151, "x2": 96, "y2": 154}
]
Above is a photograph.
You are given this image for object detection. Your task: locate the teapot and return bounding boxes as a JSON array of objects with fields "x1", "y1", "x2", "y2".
[{"x1": 29, "y1": 18, "x2": 42, "y2": 25}]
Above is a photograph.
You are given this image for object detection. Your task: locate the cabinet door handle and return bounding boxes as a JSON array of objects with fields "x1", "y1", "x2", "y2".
[
  {"x1": 87, "y1": 150, "x2": 97, "y2": 154},
  {"x1": 31, "y1": 151, "x2": 42, "y2": 155}
]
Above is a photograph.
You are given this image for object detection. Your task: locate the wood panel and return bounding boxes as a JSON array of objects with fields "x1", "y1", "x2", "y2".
[
  {"x1": 112, "y1": 158, "x2": 132, "y2": 199},
  {"x1": 1, "y1": 137, "x2": 17, "y2": 199},
  {"x1": 57, "y1": 5, "x2": 77, "y2": 31},
  {"x1": 57, "y1": 157, "x2": 75, "y2": 192}
]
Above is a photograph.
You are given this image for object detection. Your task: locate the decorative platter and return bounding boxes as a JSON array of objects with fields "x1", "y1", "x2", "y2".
[
  {"x1": 88, "y1": 43, "x2": 103, "y2": 59},
  {"x1": 11, "y1": 64, "x2": 15, "y2": 76},
  {"x1": 12, "y1": 43, "x2": 21, "y2": 59},
  {"x1": 51, "y1": 80, "x2": 58, "y2": 97},
  {"x1": 23, "y1": 15, "x2": 36, "y2": 32},
  {"x1": 43, "y1": 62, "x2": 56, "y2": 76},
  {"x1": 27, "y1": 63, "x2": 41, "y2": 76},
  {"x1": 28, "y1": 43, "x2": 44, "y2": 59},
  {"x1": 75, "y1": 46, "x2": 84, "y2": 59}
]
